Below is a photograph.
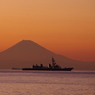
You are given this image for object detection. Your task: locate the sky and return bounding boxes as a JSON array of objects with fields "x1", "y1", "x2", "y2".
[{"x1": 0, "y1": 0, "x2": 95, "y2": 62}]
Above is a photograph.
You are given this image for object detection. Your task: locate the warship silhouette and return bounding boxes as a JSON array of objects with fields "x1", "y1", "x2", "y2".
[{"x1": 22, "y1": 57, "x2": 74, "y2": 71}]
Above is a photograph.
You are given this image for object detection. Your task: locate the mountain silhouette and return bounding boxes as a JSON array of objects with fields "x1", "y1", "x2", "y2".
[{"x1": 0, "y1": 40, "x2": 95, "y2": 70}]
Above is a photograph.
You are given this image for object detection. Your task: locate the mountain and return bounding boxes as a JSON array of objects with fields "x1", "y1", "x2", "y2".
[{"x1": 0, "y1": 40, "x2": 95, "y2": 70}]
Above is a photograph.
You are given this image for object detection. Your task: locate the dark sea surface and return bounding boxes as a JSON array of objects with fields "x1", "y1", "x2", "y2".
[{"x1": 0, "y1": 70, "x2": 95, "y2": 95}]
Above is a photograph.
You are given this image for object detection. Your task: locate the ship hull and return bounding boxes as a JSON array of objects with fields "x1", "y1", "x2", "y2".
[{"x1": 22, "y1": 68, "x2": 73, "y2": 71}]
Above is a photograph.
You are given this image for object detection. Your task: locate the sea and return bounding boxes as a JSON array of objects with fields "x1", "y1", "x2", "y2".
[{"x1": 0, "y1": 70, "x2": 95, "y2": 95}]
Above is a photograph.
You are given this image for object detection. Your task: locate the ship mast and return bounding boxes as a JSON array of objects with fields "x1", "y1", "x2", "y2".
[{"x1": 52, "y1": 57, "x2": 56, "y2": 67}]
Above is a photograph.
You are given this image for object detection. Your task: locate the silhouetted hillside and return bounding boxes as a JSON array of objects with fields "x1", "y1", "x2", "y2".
[{"x1": 0, "y1": 40, "x2": 95, "y2": 70}]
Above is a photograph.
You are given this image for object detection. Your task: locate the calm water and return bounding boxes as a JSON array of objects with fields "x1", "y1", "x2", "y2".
[{"x1": 0, "y1": 70, "x2": 95, "y2": 95}]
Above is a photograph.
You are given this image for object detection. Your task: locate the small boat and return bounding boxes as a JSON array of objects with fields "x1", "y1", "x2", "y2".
[
  {"x1": 12, "y1": 67, "x2": 21, "y2": 70},
  {"x1": 22, "y1": 57, "x2": 74, "y2": 71}
]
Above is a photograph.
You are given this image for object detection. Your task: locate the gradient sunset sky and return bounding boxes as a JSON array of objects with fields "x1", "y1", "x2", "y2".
[{"x1": 0, "y1": 0, "x2": 95, "y2": 61}]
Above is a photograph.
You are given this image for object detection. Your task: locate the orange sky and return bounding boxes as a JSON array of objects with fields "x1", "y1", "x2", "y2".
[{"x1": 0, "y1": 0, "x2": 95, "y2": 61}]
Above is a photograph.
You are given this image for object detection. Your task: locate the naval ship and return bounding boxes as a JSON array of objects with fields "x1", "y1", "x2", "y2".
[{"x1": 22, "y1": 57, "x2": 74, "y2": 71}]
